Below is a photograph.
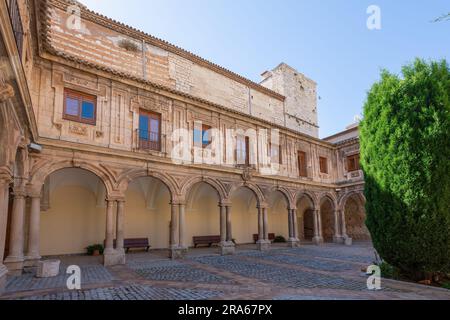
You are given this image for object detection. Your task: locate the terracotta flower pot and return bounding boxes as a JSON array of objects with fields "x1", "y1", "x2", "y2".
[{"x1": 92, "y1": 249, "x2": 100, "y2": 256}]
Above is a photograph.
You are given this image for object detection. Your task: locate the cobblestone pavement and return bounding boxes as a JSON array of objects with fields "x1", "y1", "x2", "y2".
[{"x1": 2, "y1": 242, "x2": 450, "y2": 300}]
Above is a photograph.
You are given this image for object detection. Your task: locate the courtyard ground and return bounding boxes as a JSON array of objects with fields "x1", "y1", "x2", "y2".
[{"x1": 2, "y1": 242, "x2": 449, "y2": 300}]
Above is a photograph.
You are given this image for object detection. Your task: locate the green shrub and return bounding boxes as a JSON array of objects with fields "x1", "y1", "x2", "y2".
[
  {"x1": 360, "y1": 59, "x2": 450, "y2": 280},
  {"x1": 86, "y1": 244, "x2": 104, "y2": 255},
  {"x1": 379, "y1": 261, "x2": 400, "y2": 280},
  {"x1": 273, "y1": 236, "x2": 287, "y2": 243}
]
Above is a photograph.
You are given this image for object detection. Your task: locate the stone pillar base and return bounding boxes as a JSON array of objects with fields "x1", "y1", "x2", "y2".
[
  {"x1": 219, "y1": 242, "x2": 235, "y2": 255},
  {"x1": 333, "y1": 236, "x2": 345, "y2": 244},
  {"x1": 24, "y1": 256, "x2": 41, "y2": 267},
  {"x1": 344, "y1": 236, "x2": 353, "y2": 246},
  {"x1": 0, "y1": 264, "x2": 7, "y2": 295},
  {"x1": 287, "y1": 238, "x2": 300, "y2": 248},
  {"x1": 312, "y1": 236, "x2": 324, "y2": 245},
  {"x1": 169, "y1": 246, "x2": 188, "y2": 259},
  {"x1": 256, "y1": 240, "x2": 271, "y2": 251},
  {"x1": 103, "y1": 249, "x2": 126, "y2": 266},
  {"x1": 4, "y1": 256, "x2": 24, "y2": 274}
]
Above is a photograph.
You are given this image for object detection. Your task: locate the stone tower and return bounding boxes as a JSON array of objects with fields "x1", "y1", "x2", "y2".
[{"x1": 260, "y1": 63, "x2": 319, "y2": 137}]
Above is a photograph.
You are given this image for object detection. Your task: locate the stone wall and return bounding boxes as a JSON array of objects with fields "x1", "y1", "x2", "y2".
[{"x1": 260, "y1": 63, "x2": 319, "y2": 137}]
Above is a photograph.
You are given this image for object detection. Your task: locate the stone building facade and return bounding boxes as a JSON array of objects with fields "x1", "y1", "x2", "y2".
[{"x1": 0, "y1": 0, "x2": 368, "y2": 294}]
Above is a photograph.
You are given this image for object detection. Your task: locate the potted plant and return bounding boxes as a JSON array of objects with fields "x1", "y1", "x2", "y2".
[
  {"x1": 86, "y1": 244, "x2": 104, "y2": 256},
  {"x1": 273, "y1": 235, "x2": 287, "y2": 243}
]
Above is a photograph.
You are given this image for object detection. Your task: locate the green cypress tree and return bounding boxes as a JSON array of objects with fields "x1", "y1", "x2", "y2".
[{"x1": 360, "y1": 59, "x2": 450, "y2": 280}]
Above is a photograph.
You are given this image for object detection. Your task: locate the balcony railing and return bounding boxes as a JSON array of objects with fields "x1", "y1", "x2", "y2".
[
  {"x1": 137, "y1": 129, "x2": 161, "y2": 152},
  {"x1": 6, "y1": 0, "x2": 24, "y2": 59}
]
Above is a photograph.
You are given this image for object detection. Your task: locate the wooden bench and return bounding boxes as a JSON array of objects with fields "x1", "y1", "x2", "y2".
[
  {"x1": 124, "y1": 238, "x2": 150, "y2": 252},
  {"x1": 253, "y1": 233, "x2": 276, "y2": 243},
  {"x1": 105, "y1": 238, "x2": 150, "y2": 253},
  {"x1": 193, "y1": 235, "x2": 221, "y2": 248}
]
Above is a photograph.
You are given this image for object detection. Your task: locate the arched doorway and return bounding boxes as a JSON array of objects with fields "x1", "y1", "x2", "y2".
[
  {"x1": 296, "y1": 194, "x2": 315, "y2": 242},
  {"x1": 185, "y1": 182, "x2": 221, "y2": 248},
  {"x1": 320, "y1": 196, "x2": 336, "y2": 243},
  {"x1": 343, "y1": 193, "x2": 370, "y2": 241},
  {"x1": 40, "y1": 168, "x2": 107, "y2": 256},
  {"x1": 229, "y1": 186, "x2": 259, "y2": 246},
  {"x1": 266, "y1": 191, "x2": 289, "y2": 242},
  {"x1": 123, "y1": 176, "x2": 172, "y2": 249}
]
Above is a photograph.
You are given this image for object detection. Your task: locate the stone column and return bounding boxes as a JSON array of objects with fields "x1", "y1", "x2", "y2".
[
  {"x1": 340, "y1": 209, "x2": 352, "y2": 246},
  {"x1": 169, "y1": 201, "x2": 186, "y2": 260},
  {"x1": 219, "y1": 204, "x2": 226, "y2": 244},
  {"x1": 293, "y1": 209, "x2": 300, "y2": 242},
  {"x1": 104, "y1": 200, "x2": 115, "y2": 253},
  {"x1": 25, "y1": 194, "x2": 41, "y2": 266},
  {"x1": 178, "y1": 203, "x2": 186, "y2": 248},
  {"x1": 263, "y1": 207, "x2": 269, "y2": 241},
  {"x1": 333, "y1": 209, "x2": 343, "y2": 244},
  {"x1": 257, "y1": 207, "x2": 263, "y2": 241},
  {"x1": 288, "y1": 208, "x2": 300, "y2": 247},
  {"x1": 312, "y1": 209, "x2": 323, "y2": 245},
  {"x1": 287, "y1": 208, "x2": 294, "y2": 241},
  {"x1": 225, "y1": 205, "x2": 232, "y2": 243},
  {"x1": 169, "y1": 202, "x2": 178, "y2": 248},
  {"x1": 4, "y1": 188, "x2": 26, "y2": 272},
  {"x1": 219, "y1": 202, "x2": 234, "y2": 255},
  {"x1": 104, "y1": 198, "x2": 126, "y2": 266},
  {"x1": 256, "y1": 206, "x2": 270, "y2": 251},
  {"x1": 115, "y1": 199, "x2": 126, "y2": 263},
  {"x1": 0, "y1": 180, "x2": 11, "y2": 294}
]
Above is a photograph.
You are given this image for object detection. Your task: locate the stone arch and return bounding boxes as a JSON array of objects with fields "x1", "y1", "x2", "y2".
[
  {"x1": 339, "y1": 191, "x2": 369, "y2": 241},
  {"x1": 30, "y1": 160, "x2": 115, "y2": 196},
  {"x1": 295, "y1": 190, "x2": 318, "y2": 209},
  {"x1": 338, "y1": 191, "x2": 366, "y2": 211},
  {"x1": 228, "y1": 182, "x2": 265, "y2": 206},
  {"x1": 318, "y1": 193, "x2": 338, "y2": 242},
  {"x1": 116, "y1": 168, "x2": 177, "y2": 201},
  {"x1": 295, "y1": 191, "x2": 317, "y2": 241},
  {"x1": 265, "y1": 186, "x2": 293, "y2": 209},
  {"x1": 181, "y1": 176, "x2": 227, "y2": 203}
]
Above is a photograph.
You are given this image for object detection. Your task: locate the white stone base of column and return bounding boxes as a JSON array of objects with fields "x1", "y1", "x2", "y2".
[
  {"x1": 3, "y1": 256, "x2": 24, "y2": 274},
  {"x1": 219, "y1": 241, "x2": 235, "y2": 255},
  {"x1": 287, "y1": 238, "x2": 300, "y2": 248},
  {"x1": 103, "y1": 249, "x2": 126, "y2": 266},
  {"x1": 312, "y1": 236, "x2": 324, "y2": 245},
  {"x1": 0, "y1": 264, "x2": 7, "y2": 295},
  {"x1": 169, "y1": 246, "x2": 188, "y2": 259},
  {"x1": 333, "y1": 236, "x2": 345, "y2": 244},
  {"x1": 343, "y1": 236, "x2": 353, "y2": 246},
  {"x1": 24, "y1": 255, "x2": 42, "y2": 267},
  {"x1": 256, "y1": 240, "x2": 271, "y2": 251}
]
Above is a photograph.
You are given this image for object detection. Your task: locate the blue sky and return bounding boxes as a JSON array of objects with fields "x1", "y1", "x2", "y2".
[{"x1": 79, "y1": 0, "x2": 449, "y2": 138}]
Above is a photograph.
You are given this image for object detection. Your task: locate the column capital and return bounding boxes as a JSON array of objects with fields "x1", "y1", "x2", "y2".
[
  {"x1": 106, "y1": 196, "x2": 125, "y2": 202},
  {"x1": 256, "y1": 204, "x2": 268, "y2": 210},
  {"x1": 170, "y1": 200, "x2": 186, "y2": 206},
  {"x1": 219, "y1": 201, "x2": 231, "y2": 207},
  {"x1": 13, "y1": 189, "x2": 27, "y2": 198}
]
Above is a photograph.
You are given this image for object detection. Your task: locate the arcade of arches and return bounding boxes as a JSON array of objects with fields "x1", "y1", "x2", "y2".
[{"x1": 0, "y1": 151, "x2": 369, "y2": 273}]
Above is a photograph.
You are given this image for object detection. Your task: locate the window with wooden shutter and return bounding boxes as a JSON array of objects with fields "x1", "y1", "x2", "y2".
[
  {"x1": 319, "y1": 156, "x2": 328, "y2": 174},
  {"x1": 193, "y1": 124, "x2": 212, "y2": 148},
  {"x1": 347, "y1": 154, "x2": 360, "y2": 172},
  {"x1": 298, "y1": 151, "x2": 307, "y2": 177},
  {"x1": 63, "y1": 88, "x2": 97, "y2": 125},
  {"x1": 236, "y1": 135, "x2": 250, "y2": 167},
  {"x1": 138, "y1": 109, "x2": 161, "y2": 151},
  {"x1": 270, "y1": 143, "x2": 282, "y2": 165}
]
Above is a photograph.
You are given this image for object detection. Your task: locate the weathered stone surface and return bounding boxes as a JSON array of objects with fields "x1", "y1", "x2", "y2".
[{"x1": 36, "y1": 260, "x2": 60, "y2": 278}]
